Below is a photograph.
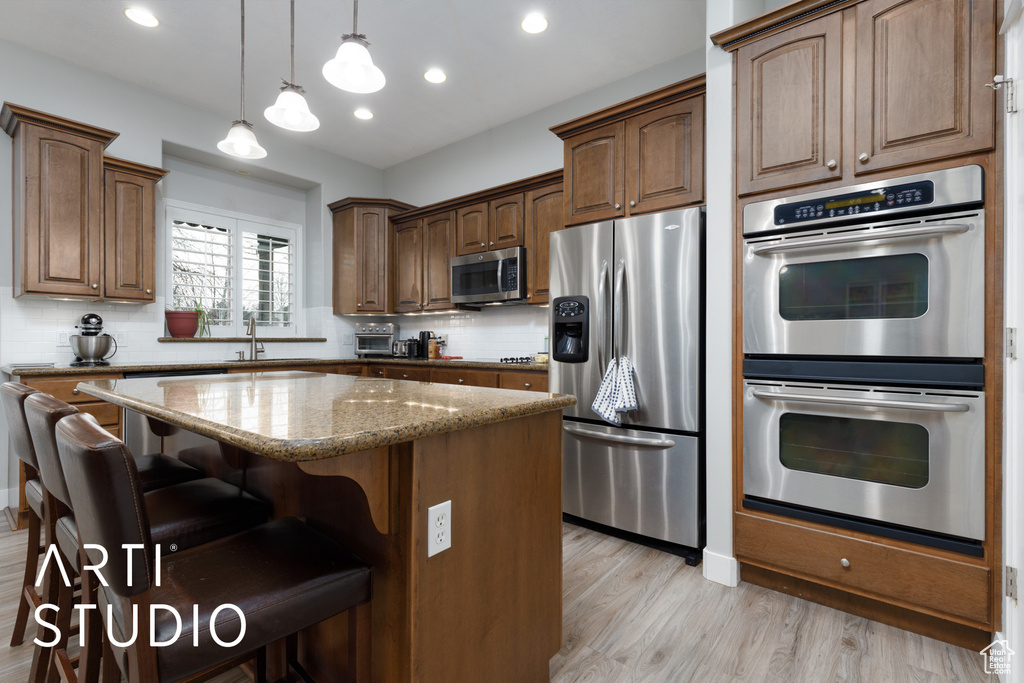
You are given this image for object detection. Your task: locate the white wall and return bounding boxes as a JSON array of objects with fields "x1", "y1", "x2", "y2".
[{"x1": 383, "y1": 51, "x2": 706, "y2": 206}]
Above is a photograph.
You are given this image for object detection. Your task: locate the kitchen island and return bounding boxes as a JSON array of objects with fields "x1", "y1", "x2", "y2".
[{"x1": 77, "y1": 371, "x2": 575, "y2": 683}]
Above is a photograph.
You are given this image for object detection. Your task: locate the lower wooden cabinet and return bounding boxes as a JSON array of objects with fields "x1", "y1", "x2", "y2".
[
  {"x1": 383, "y1": 366, "x2": 432, "y2": 382},
  {"x1": 340, "y1": 364, "x2": 367, "y2": 376},
  {"x1": 498, "y1": 371, "x2": 549, "y2": 392},
  {"x1": 734, "y1": 511, "x2": 991, "y2": 627},
  {"x1": 430, "y1": 368, "x2": 499, "y2": 388}
]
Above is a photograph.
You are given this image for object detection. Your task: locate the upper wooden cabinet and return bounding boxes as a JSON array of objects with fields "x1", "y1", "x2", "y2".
[
  {"x1": 489, "y1": 193, "x2": 525, "y2": 251},
  {"x1": 103, "y1": 157, "x2": 167, "y2": 303},
  {"x1": 552, "y1": 76, "x2": 706, "y2": 227},
  {"x1": 392, "y1": 217, "x2": 424, "y2": 313},
  {"x1": 1, "y1": 103, "x2": 167, "y2": 302},
  {"x1": 728, "y1": 0, "x2": 995, "y2": 196},
  {"x1": 455, "y1": 202, "x2": 489, "y2": 256},
  {"x1": 330, "y1": 197, "x2": 415, "y2": 315},
  {"x1": 524, "y1": 182, "x2": 564, "y2": 305},
  {"x1": 392, "y1": 210, "x2": 456, "y2": 314}
]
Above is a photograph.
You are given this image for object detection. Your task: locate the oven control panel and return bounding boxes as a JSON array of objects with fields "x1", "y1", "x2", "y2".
[{"x1": 774, "y1": 180, "x2": 934, "y2": 226}]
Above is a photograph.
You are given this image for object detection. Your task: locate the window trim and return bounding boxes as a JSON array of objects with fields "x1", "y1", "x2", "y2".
[{"x1": 164, "y1": 200, "x2": 304, "y2": 338}]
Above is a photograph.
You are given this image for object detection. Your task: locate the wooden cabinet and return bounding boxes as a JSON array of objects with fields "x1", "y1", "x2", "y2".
[
  {"x1": 423, "y1": 212, "x2": 456, "y2": 310},
  {"x1": 524, "y1": 182, "x2": 564, "y2": 305},
  {"x1": 498, "y1": 371, "x2": 549, "y2": 392},
  {"x1": 330, "y1": 198, "x2": 415, "y2": 314},
  {"x1": 731, "y1": 0, "x2": 995, "y2": 196},
  {"x1": 430, "y1": 368, "x2": 500, "y2": 388},
  {"x1": 393, "y1": 218, "x2": 423, "y2": 313},
  {"x1": 735, "y1": 13, "x2": 843, "y2": 195},
  {"x1": 552, "y1": 77, "x2": 706, "y2": 227},
  {"x1": 455, "y1": 202, "x2": 489, "y2": 256},
  {"x1": 2, "y1": 104, "x2": 166, "y2": 303},
  {"x1": 488, "y1": 193, "x2": 525, "y2": 251},
  {"x1": 103, "y1": 157, "x2": 166, "y2": 302},
  {"x1": 383, "y1": 365, "x2": 432, "y2": 382},
  {"x1": 339, "y1": 364, "x2": 367, "y2": 376}
]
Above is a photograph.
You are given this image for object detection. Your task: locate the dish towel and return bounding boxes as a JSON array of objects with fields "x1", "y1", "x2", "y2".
[{"x1": 591, "y1": 357, "x2": 638, "y2": 426}]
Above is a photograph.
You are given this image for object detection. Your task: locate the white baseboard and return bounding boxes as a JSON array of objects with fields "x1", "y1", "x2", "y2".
[
  {"x1": 5, "y1": 487, "x2": 16, "y2": 510},
  {"x1": 702, "y1": 548, "x2": 740, "y2": 587}
]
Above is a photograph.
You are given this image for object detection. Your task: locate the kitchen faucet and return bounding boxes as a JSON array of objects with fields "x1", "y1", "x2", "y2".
[{"x1": 246, "y1": 316, "x2": 264, "y2": 360}]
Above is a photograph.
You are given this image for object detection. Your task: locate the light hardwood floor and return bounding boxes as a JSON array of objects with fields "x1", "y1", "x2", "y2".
[{"x1": 0, "y1": 520, "x2": 988, "y2": 682}]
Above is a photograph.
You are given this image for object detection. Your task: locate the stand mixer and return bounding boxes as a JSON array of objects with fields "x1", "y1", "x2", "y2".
[{"x1": 70, "y1": 313, "x2": 117, "y2": 367}]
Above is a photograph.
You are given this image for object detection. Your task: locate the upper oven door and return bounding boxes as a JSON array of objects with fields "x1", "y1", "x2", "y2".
[
  {"x1": 743, "y1": 380, "x2": 985, "y2": 540},
  {"x1": 743, "y1": 209, "x2": 985, "y2": 358}
]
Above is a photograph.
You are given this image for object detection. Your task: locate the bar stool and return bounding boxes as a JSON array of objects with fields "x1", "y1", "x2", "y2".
[
  {"x1": 24, "y1": 394, "x2": 273, "y2": 683},
  {"x1": 55, "y1": 412, "x2": 372, "y2": 683}
]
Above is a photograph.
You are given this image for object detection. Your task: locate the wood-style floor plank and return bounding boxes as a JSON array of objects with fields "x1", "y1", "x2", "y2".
[{"x1": 0, "y1": 520, "x2": 988, "y2": 682}]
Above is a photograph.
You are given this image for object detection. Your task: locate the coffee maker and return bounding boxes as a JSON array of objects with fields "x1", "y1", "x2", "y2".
[{"x1": 70, "y1": 313, "x2": 118, "y2": 366}]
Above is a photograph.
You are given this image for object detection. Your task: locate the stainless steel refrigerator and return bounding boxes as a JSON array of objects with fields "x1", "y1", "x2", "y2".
[{"x1": 549, "y1": 208, "x2": 703, "y2": 552}]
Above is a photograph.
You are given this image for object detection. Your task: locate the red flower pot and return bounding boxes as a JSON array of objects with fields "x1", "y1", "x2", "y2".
[{"x1": 165, "y1": 311, "x2": 199, "y2": 338}]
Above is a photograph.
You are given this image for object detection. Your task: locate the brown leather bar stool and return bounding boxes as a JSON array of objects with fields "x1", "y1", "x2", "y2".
[
  {"x1": 24, "y1": 394, "x2": 274, "y2": 683},
  {"x1": 56, "y1": 412, "x2": 372, "y2": 683}
]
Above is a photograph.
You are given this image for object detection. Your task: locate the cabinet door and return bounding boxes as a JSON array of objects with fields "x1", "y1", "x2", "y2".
[
  {"x1": 489, "y1": 193, "x2": 524, "y2": 250},
  {"x1": 524, "y1": 182, "x2": 563, "y2": 305},
  {"x1": 21, "y1": 125, "x2": 104, "y2": 297},
  {"x1": 853, "y1": 0, "x2": 995, "y2": 174},
  {"x1": 430, "y1": 368, "x2": 500, "y2": 387},
  {"x1": 393, "y1": 218, "x2": 423, "y2": 313},
  {"x1": 384, "y1": 365, "x2": 432, "y2": 382},
  {"x1": 455, "y1": 202, "x2": 489, "y2": 256},
  {"x1": 423, "y1": 211, "x2": 455, "y2": 310},
  {"x1": 626, "y1": 96, "x2": 705, "y2": 213},
  {"x1": 498, "y1": 371, "x2": 549, "y2": 392},
  {"x1": 736, "y1": 12, "x2": 843, "y2": 195},
  {"x1": 563, "y1": 121, "x2": 624, "y2": 226},
  {"x1": 356, "y1": 207, "x2": 388, "y2": 312},
  {"x1": 103, "y1": 169, "x2": 155, "y2": 302}
]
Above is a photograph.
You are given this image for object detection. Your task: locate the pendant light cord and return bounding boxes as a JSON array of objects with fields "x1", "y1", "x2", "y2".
[
  {"x1": 289, "y1": 0, "x2": 295, "y2": 84},
  {"x1": 240, "y1": 0, "x2": 246, "y2": 122},
  {"x1": 352, "y1": 0, "x2": 359, "y2": 35}
]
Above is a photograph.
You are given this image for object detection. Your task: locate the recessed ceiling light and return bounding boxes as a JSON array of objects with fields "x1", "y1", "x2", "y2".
[
  {"x1": 354, "y1": 108, "x2": 374, "y2": 120},
  {"x1": 235, "y1": 170, "x2": 252, "y2": 176},
  {"x1": 124, "y1": 7, "x2": 160, "y2": 28},
  {"x1": 424, "y1": 68, "x2": 447, "y2": 84},
  {"x1": 521, "y1": 13, "x2": 548, "y2": 34}
]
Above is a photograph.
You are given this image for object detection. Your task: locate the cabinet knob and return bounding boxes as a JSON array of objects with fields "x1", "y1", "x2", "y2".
[
  {"x1": 629, "y1": 200, "x2": 636, "y2": 207},
  {"x1": 840, "y1": 558, "x2": 850, "y2": 568},
  {"x1": 858, "y1": 153, "x2": 869, "y2": 163},
  {"x1": 826, "y1": 159, "x2": 837, "y2": 170},
  {"x1": 91, "y1": 283, "x2": 99, "y2": 290},
  {"x1": 145, "y1": 289, "x2": 152, "y2": 295},
  {"x1": 614, "y1": 203, "x2": 621, "y2": 210},
  {"x1": 72, "y1": 388, "x2": 80, "y2": 395},
  {"x1": 357, "y1": 303, "x2": 362, "y2": 308},
  {"x1": 489, "y1": 241, "x2": 494, "y2": 246},
  {"x1": 526, "y1": 294, "x2": 531, "y2": 299},
  {"x1": 403, "y1": 374, "x2": 408, "y2": 379},
  {"x1": 480, "y1": 242, "x2": 486, "y2": 247},
  {"x1": 458, "y1": 378, "x2": 465, "y2": 384},
  {"x1": 524, "y1": 383, "x2": 531, "y2": 389}
]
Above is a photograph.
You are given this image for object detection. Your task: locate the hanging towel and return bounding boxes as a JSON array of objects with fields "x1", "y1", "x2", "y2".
[{"x1": 591, "y1": 357, "x2": 638, "y2": 426}]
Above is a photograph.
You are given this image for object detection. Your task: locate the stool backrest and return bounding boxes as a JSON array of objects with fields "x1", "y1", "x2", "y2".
[
  {"x1": 55, "y1": 412, "x2": 154, "y2": 597},
  {"x1": 25, "y1": 393, "x2": 79, "y2": 509},
  {"x1": 0, "y1": 382, "x2": 41, "y2": 470}
]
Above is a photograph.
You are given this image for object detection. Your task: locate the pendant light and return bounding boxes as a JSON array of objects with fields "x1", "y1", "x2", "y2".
[
  {"x1": 219, "y1": 0, "x2": 267, "y2": 159},
  {"x1": 265, "y1": 0, "x2": 320, "y2": 131},
  {"x1": 322, "y1": 0, "x2": 386, "y2": 94}
]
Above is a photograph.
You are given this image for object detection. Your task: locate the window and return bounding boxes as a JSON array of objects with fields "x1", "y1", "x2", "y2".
[{"x1": 166, "y1": 203, "x2": 301, "y2": 337}]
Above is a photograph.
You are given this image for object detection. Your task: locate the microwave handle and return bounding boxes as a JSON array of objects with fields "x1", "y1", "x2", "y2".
[
  {"x1": 749, "y1": 223, "x2": 971, "y2": 256},
  {"x1": 750, "y1": 389, "x2": 971, "y2": 413},
  {"x1": 497, "y1": 257, "x2": 504, "y2": 291}
]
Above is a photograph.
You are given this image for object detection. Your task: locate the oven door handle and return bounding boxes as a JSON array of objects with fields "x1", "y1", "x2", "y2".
[
  {"x1": 749, "y1": 223, "x2": 971, "y2": 255},
  {"x1": 750, "y1": 389, "x2": 971, "y2": 413},
  {"x1": 563, "y1": 423, "x2": 676, "y2": 448}
]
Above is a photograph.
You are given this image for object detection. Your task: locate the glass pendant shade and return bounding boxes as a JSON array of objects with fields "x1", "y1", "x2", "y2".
[
  {"x1": 323, "y1": 38, "x2": 386, "y2": 93},
  {"x1": 217, "y1": 121, "x2": 267, "y2": 159},
  {"x1": 265, "y1": 88, "x2": 320, "y2": 131}
]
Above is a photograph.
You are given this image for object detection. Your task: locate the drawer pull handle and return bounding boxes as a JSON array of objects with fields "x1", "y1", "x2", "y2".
[
  {"x1": 72, "y1": 388, "x2": 80, "y2": 395},
  {"x1": 840, "y1": 558, "x2": 850, "y2": 568},
  {"x1": 524, "y1": 383, "x2": 531, "y2": 389},
  {"x1": 458, "y1": 378, "x2": 465, "y2": 384},
  {"x1": 403, "y1": 374, "x2": 409, "y2": 379}
]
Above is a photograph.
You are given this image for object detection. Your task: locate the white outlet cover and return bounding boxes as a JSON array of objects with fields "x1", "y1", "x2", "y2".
[
  {"x1": 342, "y1": 333, "x2": 354, "y2": 345},
  {"x1": 427, "y1": 500, "x2": 452, "y2": 557}
]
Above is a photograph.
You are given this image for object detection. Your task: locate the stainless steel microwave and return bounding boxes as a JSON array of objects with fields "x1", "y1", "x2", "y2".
[{"x1": 450, "y1": 246, "x2": 526, "y2": 304}]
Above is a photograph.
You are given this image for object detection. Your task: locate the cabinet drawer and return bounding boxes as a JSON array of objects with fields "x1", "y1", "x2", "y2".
[
  {"x1": 499, "y1": 371, "x2": 548, "y2": 392},
  {"x1": 77, "y1": 401, "x2": 120, "y2": 427},
  {"x1": 339, "y1": 365, "x2": 367, "y2": 376},
  {"x1": 24, "y1": 374, "x2": 123, "y2": 404},
  {"x1": 384, "y1": 366, "x2": 432, "y2": 382},
  {"x1": 430, "y1": 368, "x2": 499, "y2": 388},
  {"x1": 734, "y1": 511, "x2": 990, "y2": 626}
]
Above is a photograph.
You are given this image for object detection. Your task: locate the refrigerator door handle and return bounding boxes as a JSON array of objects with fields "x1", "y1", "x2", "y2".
[
  {"x1": 614, "y1": 259, "x2": 625, "y2": 359},
  {"x1": 597, "y1": 260, "x2": 609, "y2": 371},
  {"x1": 564, "y1": 423, "x2": 676, "y2": 448}
]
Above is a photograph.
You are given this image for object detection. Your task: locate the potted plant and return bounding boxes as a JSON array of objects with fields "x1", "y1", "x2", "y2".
[{"x1": 165, "y1": 303, "x2": 211, "y2": 338}]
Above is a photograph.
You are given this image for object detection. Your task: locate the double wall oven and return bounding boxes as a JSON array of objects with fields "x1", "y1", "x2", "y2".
[{"x1": 741, "y1": 166, "x2": 987, "y2": 555}]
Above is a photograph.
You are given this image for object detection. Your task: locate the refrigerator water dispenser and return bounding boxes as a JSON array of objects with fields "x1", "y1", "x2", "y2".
[{"x1": 552, "y1": 295, "x2": 589, "y2": 363}]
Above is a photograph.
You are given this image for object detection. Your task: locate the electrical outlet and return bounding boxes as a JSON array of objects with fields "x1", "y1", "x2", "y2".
[
  {"x1": 116, "y1": 333, "x2": 127, "y2": 346},
  {"x1": 58, "y1": 332, "x2": 70, "y2": 348},
  {"x1": 427, "y1": 500, "x2": 451, "y2": 557},
  {"x1": 342, "y1": 333, "x2": 354, "y2": 345}
]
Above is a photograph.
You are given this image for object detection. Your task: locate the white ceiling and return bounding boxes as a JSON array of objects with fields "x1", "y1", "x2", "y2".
[{"x1": 0, "y1": 0, "x2": 707, "y2": 170}]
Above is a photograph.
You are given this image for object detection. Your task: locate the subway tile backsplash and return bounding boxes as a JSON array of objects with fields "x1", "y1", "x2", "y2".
[{"x1": 0, "y1": 287, "x2": 549, "y2": 366}]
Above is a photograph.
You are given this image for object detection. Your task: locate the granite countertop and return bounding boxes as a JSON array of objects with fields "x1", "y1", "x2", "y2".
[
  {"x1": 1, "y1": 357, "x2": 549, "y2": 377},
  {"x1": 77, "y1": 372, "x2": 574, "y2": 462}
]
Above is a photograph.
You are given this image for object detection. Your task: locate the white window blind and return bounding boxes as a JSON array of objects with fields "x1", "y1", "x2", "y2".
[
  {"x1": 242, "y1": 231, "x2": 293, "y2": 327},
  {"x1": 170, "y1": 220, "x2": 233, "y2": 326}
]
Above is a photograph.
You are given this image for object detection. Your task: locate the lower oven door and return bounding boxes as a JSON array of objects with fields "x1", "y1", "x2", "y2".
[
  {"x1": 743, "y1": 209, "x2": 984, "y2": 357},
  {"x1": 743, "y1": 380, "x2": 985, "y2": 540}
]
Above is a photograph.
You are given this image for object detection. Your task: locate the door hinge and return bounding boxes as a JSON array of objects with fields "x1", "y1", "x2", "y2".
[
  {"x1": 1008, "y1": 328, "x2": 1018, "y2": 360},
  {"x1": 1008, "y1": 566, "x2": 1019, "y2": 602},
  {"x1": 986, "y1": 76, "x2": 1017, "y2": 113}
]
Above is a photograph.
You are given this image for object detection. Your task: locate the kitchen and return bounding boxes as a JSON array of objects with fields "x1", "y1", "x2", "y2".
[{"x1": 0, "y1": 0, "x2": 1022, "y2": 682}]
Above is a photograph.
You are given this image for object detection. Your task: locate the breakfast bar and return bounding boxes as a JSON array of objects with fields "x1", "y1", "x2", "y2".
[{"x1": 77, "y1": 370, "x2": 575, "y2": 683}]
